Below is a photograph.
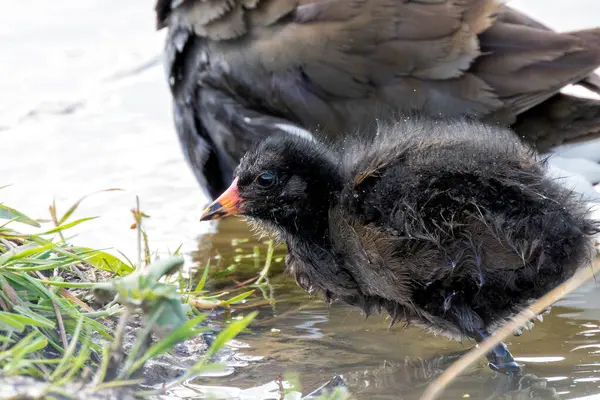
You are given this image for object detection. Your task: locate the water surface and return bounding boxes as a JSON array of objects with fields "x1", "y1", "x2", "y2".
[{"x1": 179, "y1": 219, "x2": 600, "y2": 399}]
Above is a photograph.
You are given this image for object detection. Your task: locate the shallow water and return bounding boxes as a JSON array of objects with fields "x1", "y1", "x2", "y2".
[
  {"x1": 2, "y1": 1, "x2": 600, "y2": 399},
  {"x1": 0, "y1": 1, "x2": 202, "y2": 259},
  {"x1": 171, "y1": 219, "x2": 600, "y2": 400}
]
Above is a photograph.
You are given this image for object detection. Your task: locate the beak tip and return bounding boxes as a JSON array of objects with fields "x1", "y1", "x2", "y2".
[
  {"x1": 199, "y1": 201, "x2": 237, "y2": 222},
  {"x1": 199, "y1": 214, "x2": 212, "y2": 222},
  {"x1": 199, "y1": 205, "x2": 218, "y2": 222},
  {"x1": 199, "y1": 179, "x2": 243, "y2": 222}
]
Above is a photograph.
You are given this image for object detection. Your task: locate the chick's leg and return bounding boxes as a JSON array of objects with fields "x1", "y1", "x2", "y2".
[{"x1": 475, "y1": 330, "x2": 521, "y2": 373}]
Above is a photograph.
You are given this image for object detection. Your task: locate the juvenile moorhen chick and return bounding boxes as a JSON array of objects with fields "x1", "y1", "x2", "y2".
[
  {"x1": 200, "y1": 118, "x2": 599, "y2": 371},
  {"x1": 155, "y1": 0, "x2": 600, "y2": 200}
]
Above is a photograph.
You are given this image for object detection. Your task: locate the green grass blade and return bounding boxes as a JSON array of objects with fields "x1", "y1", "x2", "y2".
[
  {"x1": 0, "y1": 241, "x2": 56, "y2": 265},
  {"x1": 223, "y1": 290, "x2": 255, "y2": 306},
  {"x1": 116, "y1": 250, "x2": 136, "y2": 271},
  {"x1": 0, "y1": 313, "x2": 26, "y2": 332},
  {"x1": 73, "y1": 247, "x2": 133, "y2": 275},
  {"x1": 205, "y1": 312, "x2": 257, "y2": 359},
  {"x1": 0, "y1": 311, "x2": 55, "y2": 329},
  {"x1": 120, "y1": 303, "x2": 166, "y2": 379},
  {"x1": 0, "y1": 204, "x2": 41, "y2": 227},
  {"x1": 40, "y1": 217, "x2": 98, "y2": 235},
  {"x1": 1, "y1": 332, "x2": 48, "y2": 374},
  {"x1": 57, "y1": 189, "x2": 123, "y2": 226},
  {"x1": 172, "y1": 243, "x2": 183, "y2": 256},
  {"x1": 180, "y1": 311, "x2": 257, "y2": 381},
  {"x1": 50, "y1": 315, "x2": 84, "y2": 381},
  {"x1": 55, "y1": 338, "x2": 91, "y2": 385},
  {"x1": 37, "y1": 280, "x2": 97, "y2": 289},
  {"x1": 192, "y1": 260, "x2": 210, "y2": 293},
  {"x1": 92, "y1": 343, "x2": 112, "y2": 385},
  {"x1": 125, "y1": 314, "x2": 209, "y2": 376}
]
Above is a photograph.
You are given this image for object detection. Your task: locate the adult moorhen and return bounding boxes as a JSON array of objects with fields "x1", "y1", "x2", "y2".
[
  {"x1": 200, "y1": 117, "x2": 599, "y2": 371},
  {"x1": 155, "y1": 0, "x2": 600, "y2": 201}
]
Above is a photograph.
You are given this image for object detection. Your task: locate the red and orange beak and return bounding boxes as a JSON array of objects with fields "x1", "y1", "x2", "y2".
[{"x1": 200, "y1": 177, "x2": 245, "y2": 221}]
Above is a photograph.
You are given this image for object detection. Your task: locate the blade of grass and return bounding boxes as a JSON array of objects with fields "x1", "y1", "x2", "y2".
[
  {"x1": 255, "y1": 240, "x2": 274, "y2": 285},
  {"x1": 92, "y1": 343, "x2": 112, "y2": 385},
  {"x1": 41, "y1": 217, "x2": 98, "y2": 235},
  {"x1": 49, "y1": 199, "x2": 65, "y2": 242},
  {"x1": 1, "y1": 332, "x2": 48, "y2": 372},
  {"x1": 58, "y1": 289, "x2": 96, "y2": 314},
  {"x1": 37, "y1": 281, "x2": 97, "y2": 289},
  {"x1": 222, "y1": 290, "x2": 255, "y2": 306},
  {"x1": 0, "y1": 313, "x2": 25, "y2": 331},
  {"x1": 179, "y1": 311, "x2": 257, "y2": 381},
  {"x1": 124, "y1": 314, "x2": 209, "y2": 376},
  {"x1": 49, "y1": 315, "x2": 84, "y2": 381},
  {"x1": 32, "y1": 270, "x2": 69, "y2": 350},
  {"x1": 205, "y1": 312, "x2": 257, "y2": 359},
  {"x1": 0, "y1": 274, "x2": 22, "y2": 307},
  {"x1": 57, "y1": 189, "x2": 123, "y2": 226},
  {"x1": 12, "y1": 306, "x2": 55, "y2": 328},
  {"x1": 0, "y1": 204, "x2": 41, "y2": 228},
  {"x1": 0, "y1": 311, "x2": 55, "y2": 329},
  {"x1": 73, "y1": 247, "x2": 133, "y2": 275},
  {"x1": 91, "y1": 379, "x2": 144, "y2": 392},
  {"x1": 172, "y1": 243, "x2": 183, "y2": 256},
  {"x1": 0, "y1": 217, "x2": 20, "y2": 229},
  {"x1": 119, "y1": 303, "x2": 166, "y2": 379},
  {"x1": 0, "y1": 242, "x2": 55, "y2": 265},
  {"x1": 55, "y1": 338, "x2": 91, "y2": 385},
  {"x1": 192, "y1": 260, "x2": 210, "y2": 294},
  {"x1": 116, "y1": 250, "x2": 136, "y2": 272}
]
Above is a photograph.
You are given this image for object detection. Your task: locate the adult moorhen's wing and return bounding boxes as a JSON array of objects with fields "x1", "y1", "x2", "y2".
[
  {"x1": 155, "y1": 0, "x2": 600, "y2": 198},
  {"x1": 471, "y1": 6, "x2": 600, "y2": 149}
]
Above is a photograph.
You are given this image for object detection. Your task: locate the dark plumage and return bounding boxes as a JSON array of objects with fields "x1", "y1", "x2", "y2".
[
  {"x1": 200, "y1": 117, "x2": 599, "y2": 371},
  {"x1": 155, "y1": 0, "x2": 600, "y2": 200}
]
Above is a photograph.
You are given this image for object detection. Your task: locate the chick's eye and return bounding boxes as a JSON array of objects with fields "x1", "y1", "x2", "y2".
[{"x1": 256, "y1": 171, "x2": 276, "y2": 188}]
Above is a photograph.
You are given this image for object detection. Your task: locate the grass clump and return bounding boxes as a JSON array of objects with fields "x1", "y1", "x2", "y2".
[{"x1": 0, "y1": 190, "x2": 257, "y2": 398}]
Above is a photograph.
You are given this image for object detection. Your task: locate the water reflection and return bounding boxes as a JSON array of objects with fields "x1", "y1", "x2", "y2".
[{"x1": 290, "y1": 311, "x2": 328, "y2": 340}]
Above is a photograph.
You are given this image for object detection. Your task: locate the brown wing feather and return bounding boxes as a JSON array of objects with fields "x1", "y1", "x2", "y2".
[
  {"x1": 161, "y1": 0, "x2": 600, "y2": 124},
  {"x1": 156, "y1": 0, "x2": 600, "y2": 192},
  {"x1": 475, "y1": 24, "x2": 600, "y2": 118},
  {"x1": 328, "y1": 206, "x2": 414, "y2": 301}
]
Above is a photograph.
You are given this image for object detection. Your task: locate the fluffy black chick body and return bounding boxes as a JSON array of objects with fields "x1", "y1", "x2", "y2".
[
  {"x1": 335, "y1": 121, "x2": 596, "y2": 338},
  {"x1": 201, "y1": 118, "x2": 599, "y2": 370}
]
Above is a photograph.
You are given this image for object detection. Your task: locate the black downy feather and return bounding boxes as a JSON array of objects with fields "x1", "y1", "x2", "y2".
[{"x1": 229, "y1": 117, "x2": 599, "y2": 341}]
